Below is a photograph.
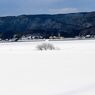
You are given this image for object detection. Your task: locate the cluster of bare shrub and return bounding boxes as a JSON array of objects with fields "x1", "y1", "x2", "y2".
[{"x1": 37, "y1": 43, "x2": 55, "y2": 50}]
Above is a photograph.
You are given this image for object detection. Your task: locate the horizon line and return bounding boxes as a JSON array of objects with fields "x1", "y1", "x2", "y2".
[{"x1": 0, "y1": 10, "x2": 95, "y2": 17}]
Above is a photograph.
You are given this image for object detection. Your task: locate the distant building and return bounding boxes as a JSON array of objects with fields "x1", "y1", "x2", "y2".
[
  {"x1": 31, "y1": 36, "x2": 43, "y2": 39},
  {"x1": 49, "y1": 36, "x2": 64, "y2": 39},
  {"x1": 85, "y1": 35, "x2": 91, "y2": 38},
  {"x1": 20, "y1": 35, "x2": 32, "y2": 41}
]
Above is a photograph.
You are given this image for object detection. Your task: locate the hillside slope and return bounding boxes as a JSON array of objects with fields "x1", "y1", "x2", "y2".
[{"x1": 0, "y1": 11, "x2": 95, "y2": 40}]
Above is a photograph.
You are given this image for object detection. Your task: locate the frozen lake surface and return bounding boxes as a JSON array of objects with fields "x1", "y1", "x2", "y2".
[{"x1": 0, "y1": 40, "x2": 95, "y2": 95}]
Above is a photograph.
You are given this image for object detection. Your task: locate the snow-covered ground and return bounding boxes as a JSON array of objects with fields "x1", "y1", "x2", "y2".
[{"x1": 0, "y1": 40, "x2": 95, "y2": 95}]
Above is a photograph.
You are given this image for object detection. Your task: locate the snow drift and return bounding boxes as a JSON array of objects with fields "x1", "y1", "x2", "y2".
[{"x1": 0, "y1": 40, "x2": 95, "y2": 95}]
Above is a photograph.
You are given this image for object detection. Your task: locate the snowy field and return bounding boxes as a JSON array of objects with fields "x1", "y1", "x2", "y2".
[{"x1": 0, "y1": 40, "x2": 95, "y2": 95}]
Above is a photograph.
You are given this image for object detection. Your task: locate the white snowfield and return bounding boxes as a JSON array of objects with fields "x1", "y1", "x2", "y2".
[{"x1": 0, "y1": 40, "x2": 95, "y2": 95}]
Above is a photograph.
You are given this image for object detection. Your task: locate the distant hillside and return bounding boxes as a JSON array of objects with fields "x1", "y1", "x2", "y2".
[{"x1": 0, "y1": 11, "x2": 95, "y2": 40}]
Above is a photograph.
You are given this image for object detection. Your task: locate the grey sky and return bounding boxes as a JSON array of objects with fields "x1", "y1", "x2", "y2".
[{"x1": 0, "y1": 0, "x2": 95, "y2": 16}]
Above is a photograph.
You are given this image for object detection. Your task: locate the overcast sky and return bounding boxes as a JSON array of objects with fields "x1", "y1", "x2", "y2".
[{"x1": 0, "y1": 0, "x2": 95, "y2": 16}]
